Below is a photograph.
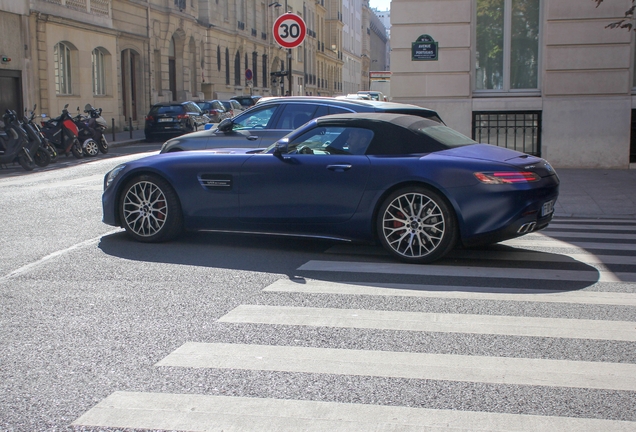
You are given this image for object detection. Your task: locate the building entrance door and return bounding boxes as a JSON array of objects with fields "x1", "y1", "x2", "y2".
[{"x1": 0, "y1": 70, "x2": 22, "y2": 117}]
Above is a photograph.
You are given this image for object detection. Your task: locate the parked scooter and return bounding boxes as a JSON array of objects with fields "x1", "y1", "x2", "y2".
[
  {"x1": 21, "y1": 105, "x2": 52, "y2": 167},
  {"x1": 24, "y1": 104, "x2": 58, "y2": 163},
  {"x1": 73, "y1": 108, "x2": 100, "y2": 157},
  {"x1": 0, "y1": 110, "x2": 36, "y2": 171},
  {"x1": 40, "y1": 104, "x2": 83, "y2": 159},
  {"x1": 84, "y1": 104, "x2": 108, "y2": 154}
]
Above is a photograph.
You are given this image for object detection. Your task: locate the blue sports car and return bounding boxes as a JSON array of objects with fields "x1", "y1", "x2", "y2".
[{"x1": 102, "y1": 113, "x2": 559, "y2": 264}]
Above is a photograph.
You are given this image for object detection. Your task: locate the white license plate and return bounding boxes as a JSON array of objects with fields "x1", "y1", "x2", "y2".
[
  {"x1": 541, "y1": 199, "x2": 555, "y2": 216},
  {"x1": 158, "y1": 118, "x2": 172, "y2": 122}
]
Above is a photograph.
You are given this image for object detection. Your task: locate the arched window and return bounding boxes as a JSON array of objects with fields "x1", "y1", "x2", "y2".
[
  {"x1": 234, "y1": 51, "x2": 241, "y2": 86},
  {"x1": 262, "y1": 54, "x2": 267, "y2": 88},
  {"x1": 225, "y1": 48, "x2": 230, "y2": 85},
  {"x1": 252, "y1": 52, "x2": 258, "y2": 88},
  {"x1": 92, "y1": 48, "x2": 105, "y2": 95},
  {"x1": 54, "y1": 42, "x2": 73, "y2": 95}
]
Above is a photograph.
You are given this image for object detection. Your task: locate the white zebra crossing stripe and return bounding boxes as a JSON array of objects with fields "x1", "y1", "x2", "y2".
[
  {"x1": 218, "y1": 305, "x2": 636, "y2": 341},
  {"x1": 534, "y1": 231, "x2": 636, "y2": 240},
  {"x1": 263, "y1": 279, "x2": 636, "y2": 306},
  {"x1": 548, "y1": 223, "x2": 636, "y2": 231},
  {"x1": 156, "y1": 342, "x2": 636, "y2": 391},
  {"x1": 503, "y1": 238, "x2": 636, "y2": 251},
  {"x1": 297, "y1": 260, "x2": 602, "y2": 281},
  {"x1": 72, "y1": 391, "x2": 636, "y2": 431}
]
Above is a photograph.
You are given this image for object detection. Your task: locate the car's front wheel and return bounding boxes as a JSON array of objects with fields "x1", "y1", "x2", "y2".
[
  {"x1": 119, "y1": 174, "x2": 183, "y2": 242},
  {"x1": 377, "y1": 186, "x2": 457, "y2": 264}
]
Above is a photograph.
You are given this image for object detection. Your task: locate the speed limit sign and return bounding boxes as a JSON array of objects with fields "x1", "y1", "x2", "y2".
[{"x1": 273, "y1": 13, "x2": 306, "y2": 49}]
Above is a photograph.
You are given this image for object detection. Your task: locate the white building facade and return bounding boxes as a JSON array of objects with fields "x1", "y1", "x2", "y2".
[{"x1": 390, "y1": 0, "x2": 636, "y2": 169}]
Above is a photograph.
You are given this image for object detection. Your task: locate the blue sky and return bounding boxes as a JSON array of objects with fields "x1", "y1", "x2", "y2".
[{"x1": 369, "y1": 0, "x2": 390, "y2": 10}]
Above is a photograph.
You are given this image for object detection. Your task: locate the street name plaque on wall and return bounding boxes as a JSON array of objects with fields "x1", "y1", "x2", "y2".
[{"x1": 412, "y1": 35, "x2": 438, "y2": 61}]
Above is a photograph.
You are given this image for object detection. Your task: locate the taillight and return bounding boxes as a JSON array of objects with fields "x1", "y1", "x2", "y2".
[
  {"x1": 474, "y1": 172, "x2": 540, "y2": 184},
  {"x1": 145, "y1": 115, "x2": 154, "y2": 122},
  {"x1": 176, "y1": 114, "x2": 189, "y2": 119},
  {"x1": 210, "y1": 109, "x2": 218, "y2": 115}
]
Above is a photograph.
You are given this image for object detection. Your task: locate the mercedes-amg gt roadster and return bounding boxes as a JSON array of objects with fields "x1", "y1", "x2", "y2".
[{"x1": 102, "y1": 113, "x2": 559, "y2": 264}]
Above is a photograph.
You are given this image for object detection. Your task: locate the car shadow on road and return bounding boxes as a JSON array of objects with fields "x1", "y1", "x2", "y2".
[{"x1": 98, "y1": 230, "x2": 601, "y2": 294}]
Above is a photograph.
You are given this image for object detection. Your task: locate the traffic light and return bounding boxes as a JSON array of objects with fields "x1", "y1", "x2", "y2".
[{"x1": 1, "y1": 55, "x2": 10, "y2": 64}]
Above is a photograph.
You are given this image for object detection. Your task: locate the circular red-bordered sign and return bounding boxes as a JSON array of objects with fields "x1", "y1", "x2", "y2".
[{"x1": 273, "y1": 13, "x2": 306, "y2": 49}]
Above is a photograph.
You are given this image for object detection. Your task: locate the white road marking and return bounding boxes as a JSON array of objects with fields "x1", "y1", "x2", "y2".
[
  {"x1": 72, "y1": 391, "x2": 636, "y2": 431},
  {"x1": 263, "y1": 278, "x2": 636, "y2": 306},
  {"x1": 218, "y1": 305, "x2": 636, "y2": 341},
  {"x1": 156, "y1": 342, "x2": 636, "y2": 391}
]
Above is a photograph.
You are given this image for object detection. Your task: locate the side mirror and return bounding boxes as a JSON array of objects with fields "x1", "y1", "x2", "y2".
[
  {"x1": 273, "y1": 139, "x2": 289, "y2": 157},
  {"x1": 217, "y1": 118, "x2": 233, "y2": 132}
]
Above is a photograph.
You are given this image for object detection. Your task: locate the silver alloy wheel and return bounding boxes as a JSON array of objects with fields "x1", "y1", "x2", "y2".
[
  {"x1": 381, "y1": 192, "x2": 445, "y2": 259},
  {"x1": 84, "y1": 139, "x2": 99, "y2": 156},
  {"x1": 122, "y1": 180, "x2": 168, "y2": 237}
]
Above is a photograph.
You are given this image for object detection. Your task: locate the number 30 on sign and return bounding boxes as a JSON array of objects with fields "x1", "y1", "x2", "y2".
[{"x1": 273, "y1": 13, "x2": 306, "y2": 49}]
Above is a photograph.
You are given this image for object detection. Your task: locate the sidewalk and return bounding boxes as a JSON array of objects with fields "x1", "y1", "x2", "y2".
[
  {"x1": 108, "y1": 128, "x2": 146, "y2": 148},
  {"x1": 107, "y1": 129, "x2": 636, "y2": 220}
]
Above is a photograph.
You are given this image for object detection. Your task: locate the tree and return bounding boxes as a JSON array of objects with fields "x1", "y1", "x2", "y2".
[{"x1": 595, "y1": 0, "x2": 636, "y2": 30}]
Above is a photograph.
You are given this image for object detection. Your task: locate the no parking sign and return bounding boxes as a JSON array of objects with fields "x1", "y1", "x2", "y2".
[{"x1": 273, "y1": 13, "x2": 306, "y2": 49}]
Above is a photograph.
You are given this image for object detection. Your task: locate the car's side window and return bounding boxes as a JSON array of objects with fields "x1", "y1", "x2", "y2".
[
  {"x1": 328, "y1": 106, "x2": 354, "y2": 115},
  {"x1": 274, "y1": 104, "x2": 318, "y2": 130},
  {"x1": 287, "y1": 126, "x2": 374, "y2": 156},
  {"x1": 232, "y1": 106, "x2": 277, "y2": 130}
]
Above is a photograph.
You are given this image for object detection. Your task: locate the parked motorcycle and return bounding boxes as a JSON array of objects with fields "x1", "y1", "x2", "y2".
[
  {"x1": 24, "y1": 104, "x2": 58, "y2": 163},
  {"x1": 0, "y1": 110, "x2": 36, "y2": 171},
  {"x1": 21, "y1": 105, "x2": 52, "y2": 167},
  {"x1": 40, "y1": 104, "x2": 83, "y2": 159},
  {"x1": 84, "y1": 104, "x2": 108, "y2": 154}
]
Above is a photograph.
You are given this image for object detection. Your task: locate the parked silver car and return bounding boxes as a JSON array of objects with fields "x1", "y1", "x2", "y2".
[{"x1": 160, "y1": 96, "x2": 442, "y2": 153}]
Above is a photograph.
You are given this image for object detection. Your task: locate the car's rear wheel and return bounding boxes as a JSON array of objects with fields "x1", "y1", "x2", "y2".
[
  {"x1": 377, "y1": 186, "x2": 457, "y2": 264},
  {"x1": 119, "y1": 174, "x2": 183, "y2": 242}
]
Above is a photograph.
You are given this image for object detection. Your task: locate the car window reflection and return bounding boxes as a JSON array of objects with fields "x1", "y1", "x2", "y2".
[{"x1": 288, "y1": 127, "x2": 373, "y2": 155}]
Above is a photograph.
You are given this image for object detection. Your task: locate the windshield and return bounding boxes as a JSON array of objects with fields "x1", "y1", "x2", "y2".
[{"x1": 415, "y1": 124, "x2": 476, "y2": 148}]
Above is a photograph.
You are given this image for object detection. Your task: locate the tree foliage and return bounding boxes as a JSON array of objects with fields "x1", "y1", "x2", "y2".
[{"x1": 595, "y1": 0, "x2": 636, "y2": 31}]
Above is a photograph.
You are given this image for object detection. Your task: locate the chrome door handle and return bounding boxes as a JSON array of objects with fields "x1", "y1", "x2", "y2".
[
  {"x1": 327, "y1": 164, "x2": 352, "y2": 172},
  {"x1": 247, "y1": 135, "x2": 259, "y2": 141}
]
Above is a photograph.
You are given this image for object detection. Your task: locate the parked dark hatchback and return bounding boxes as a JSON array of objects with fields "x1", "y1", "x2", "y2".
[
  {"x1": 160, "y1": 96, "x2": 443, "y2": 153},
  {"x1": 231, "y1": 95, "x2": 262, "y2": 108},
  {"x1": 144, "y1": 101, "x2": 209, "y2": 142},
  {"x1": 196, "y1": 100, "x2": 229, "y2": 123}
]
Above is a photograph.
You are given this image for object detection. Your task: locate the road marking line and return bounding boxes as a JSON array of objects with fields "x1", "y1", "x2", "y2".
[
  {"x1": 503, "y1": 238, "x2": 636, "y2": 251},
  {"x1": 547, "y1": 223, "x2": 636, "y2": 231},
  {"x1": 156, "y1": 342, "x2": 636, "y2": 391},
  {"x1": 0, "y1": 229, "x2": 122, "y2": 282},
  {"x1": 297, "y1": 260, "x2": 601, "y2": 281},
  {"x1": 263, "y1": 279, "x2": 636, "y2": 306},
  {"x1": 72, "y1": 391, "x2": 636, "y2": 431},
  {"x1": 218, "y1": 305, "x2": 636, "y2": 341}
]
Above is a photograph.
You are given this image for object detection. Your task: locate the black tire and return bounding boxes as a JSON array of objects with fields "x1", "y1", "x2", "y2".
[
  {"x1": 17, "y1": 152, "x2": 35, "y2": 171},
  {"x1": 34, "y1": 148, "x2": 51, "y2": 167},
  {"x1": 118, "y1": 174, "x2": 183, "y2": 243},
  {"x1": 377, "y1": 186, "x2": 457, "y2": 264},
  {"x1": 46, "y1": 143, "x2": 58, "y2": 162},
  {"x1": 98, "y1": 136, "x2": 109, "y2": 154},
  {"x1": 71, "y1": 138, "x2": 83, "y2": 159},
  {"x1": 83, "y1": 139, "x2": 100, "y2": 157}
]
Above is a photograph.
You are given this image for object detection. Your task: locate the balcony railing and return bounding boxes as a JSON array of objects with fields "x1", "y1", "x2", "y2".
[{"x1": 42, "y1": 0, "x2": 111, "y2": 17}]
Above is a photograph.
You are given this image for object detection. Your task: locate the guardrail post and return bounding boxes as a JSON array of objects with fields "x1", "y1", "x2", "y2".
[
  {"x1": 129, "y1": 117, "x2": 133, "y2": 139},
  {"x1": 112, "y1": 118, "x2": 115, "y2": 142}
]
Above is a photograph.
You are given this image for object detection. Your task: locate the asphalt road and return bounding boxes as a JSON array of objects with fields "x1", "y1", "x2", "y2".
[{"x1": 1, "y1": 148, "x2": 635, "y2": 431}]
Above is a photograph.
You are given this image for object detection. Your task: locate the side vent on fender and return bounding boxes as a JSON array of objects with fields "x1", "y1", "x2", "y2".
[{"x1": 198, "y1": 174, "x2": 233, "y2": 190}]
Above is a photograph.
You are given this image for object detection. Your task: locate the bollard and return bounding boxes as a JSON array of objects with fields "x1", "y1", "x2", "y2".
[
  {"x1": 112, "y1": 118, "x2": 115, "y2": 142},
  {"x1": 129, "y1": 117, "x2": 132, "y2": 139}
]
